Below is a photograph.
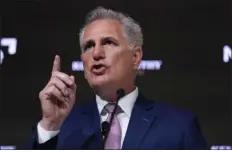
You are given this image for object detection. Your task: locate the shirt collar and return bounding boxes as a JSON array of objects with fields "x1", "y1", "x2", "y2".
[{"x1": 96, "y1": 87, "x2": 139, "y2": 118}]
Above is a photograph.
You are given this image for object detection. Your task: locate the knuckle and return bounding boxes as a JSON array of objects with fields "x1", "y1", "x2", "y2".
[
  {"x1": 62, "y1": 85, "x2": 67, "y2": 92},
  {"x1": 69, "y1": 81, "x2": 74, "y2": 86},
  {"x1": 58, "y1": 72, "x2": 66, "y2": 79},
  {"x1": 64, "y1": 75, "x2": 70, "y2": 81},
  {"x1": 50, "y1": 85, "x2": 56, "y2": 92},
  {"x1": 49, "y1": 77, "x2": 58, "y2": 86},
  {"x1": 45, "y1": 85, "x2": 55, "y2": 94}
]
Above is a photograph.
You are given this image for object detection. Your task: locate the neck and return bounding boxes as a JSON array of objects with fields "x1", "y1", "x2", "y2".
[{"x1": 95, "y1": 85, "x2": 135, "y2": 102}]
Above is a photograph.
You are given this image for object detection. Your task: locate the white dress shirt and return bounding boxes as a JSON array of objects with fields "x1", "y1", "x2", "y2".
[{"x1": 37, "y1": 87, "x2": 138, "y2": 148}]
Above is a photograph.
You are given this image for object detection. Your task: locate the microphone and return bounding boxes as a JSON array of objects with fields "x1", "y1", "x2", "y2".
[
  {"x1": 101, "y1": 121, "x2": 109, "y2": 138},
  {"x1": 101, "y1": 88, "x2": 125, "y2": 148},
  {"x1": 116, "y1": 88, "x2": 125, "y2": 101},
  {"x1": 82, "y1": 89, "x2": 125, "y2": 149}
]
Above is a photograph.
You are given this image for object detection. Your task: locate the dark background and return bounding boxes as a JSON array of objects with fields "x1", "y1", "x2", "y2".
[{"x1": 0, "y1": 0, "x2": 232, "y2": 149}]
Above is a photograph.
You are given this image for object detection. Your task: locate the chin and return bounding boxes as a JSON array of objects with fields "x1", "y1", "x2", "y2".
[
  {"x1": 88, "y1": 77, "x2": 109, "y2": 88},
  {"x1": 93, "y1": 80, "x2": 109, "y2": 87}
]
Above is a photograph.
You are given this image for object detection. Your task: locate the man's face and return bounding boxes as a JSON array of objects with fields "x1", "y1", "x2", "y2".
[{"x1": 81, "y1": 19, "x2": 142, "y2": 91}]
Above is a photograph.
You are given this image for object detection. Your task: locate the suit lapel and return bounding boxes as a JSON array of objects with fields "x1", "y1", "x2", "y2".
[
  {"x1": 122, "y1": 93, "x2": 157, "y2": 149},
  {"x1": 59, "y1": 99, "x2": 103, "y2": 149},
  {"x1": 80, "y1": 99, "x2": 103, "y2": 149}
]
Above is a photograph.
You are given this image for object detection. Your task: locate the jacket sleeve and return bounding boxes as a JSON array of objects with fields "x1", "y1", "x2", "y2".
[
  {"x1": 183, "y1": 116, "x2": 209, "y2": 150},
  {"x1": 25, "y1": 126, "x2": 59, "y2": 150}
]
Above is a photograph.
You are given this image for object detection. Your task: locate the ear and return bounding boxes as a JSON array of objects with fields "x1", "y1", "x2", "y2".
[{"x1": 132, "y1": 47, "x2": 143, "y2": 70}]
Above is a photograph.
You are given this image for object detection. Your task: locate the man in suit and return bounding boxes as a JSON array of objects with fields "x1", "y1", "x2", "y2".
[{"x1": 26, "y1": 6, "x2": 208, "y2": 149}]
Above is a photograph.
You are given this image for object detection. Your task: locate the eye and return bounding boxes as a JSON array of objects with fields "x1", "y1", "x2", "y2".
[
  {"x1": 104, "y1": 40, "x2": 113, "y2": 45},
  {"x1": 83, "y1": 40, "x2": 95, "y2": 51},
  {"x1": 84, "y1": 44, "x2": 92, "y2": 51},
  {"x1": 102, "y1": 38, "x2": 117, "y2": 46}
]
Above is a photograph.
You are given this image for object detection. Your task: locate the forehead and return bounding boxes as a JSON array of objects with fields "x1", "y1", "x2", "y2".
[{"x1": 82, "y1": 19, "x2": 125, "y2": 43}]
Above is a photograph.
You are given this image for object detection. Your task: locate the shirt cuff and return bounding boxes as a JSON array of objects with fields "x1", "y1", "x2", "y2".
[{"x1": 37, "y1": 122, "x2": 60, "y2": 144}]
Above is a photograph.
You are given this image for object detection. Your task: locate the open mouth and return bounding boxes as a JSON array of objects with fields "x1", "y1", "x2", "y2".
[
  {"x1": 92, "y1": 64, "x2": 107, "y2": 75},
  {"x1": 93, "y1": 64, "x2": 104, "y2": 69}
]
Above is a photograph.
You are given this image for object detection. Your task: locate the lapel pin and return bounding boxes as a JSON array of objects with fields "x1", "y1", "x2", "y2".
[{"x1": 143, "y1": 118, "x2": 150, "y2": 122}]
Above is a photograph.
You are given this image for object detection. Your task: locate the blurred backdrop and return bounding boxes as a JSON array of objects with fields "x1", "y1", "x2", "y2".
[{"x1": 0, "y1": 0, "x2": 232, "y2": 149}]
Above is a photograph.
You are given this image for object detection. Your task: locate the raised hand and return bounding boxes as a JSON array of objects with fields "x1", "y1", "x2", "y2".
[{"x1": 39, "y1": 55, "x2": 76, "y2": 131}]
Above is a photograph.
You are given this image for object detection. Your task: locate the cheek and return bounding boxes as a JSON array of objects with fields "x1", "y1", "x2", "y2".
[
  {"x1": 81, "y1": 55, "x2": 91, "y2": 73},
  {"x1": 110, "y1": 53, "x2": 133, "y2": 73},
  {"x1": 107, "y1": 52, "x2": 122, "y2": 68}
]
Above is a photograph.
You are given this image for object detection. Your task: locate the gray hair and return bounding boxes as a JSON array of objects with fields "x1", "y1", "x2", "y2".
[{"x1": 79, "y1": 7, "x2": 143, "y2": 51}]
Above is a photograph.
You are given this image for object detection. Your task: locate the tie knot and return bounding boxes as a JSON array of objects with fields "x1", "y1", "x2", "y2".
[{"x1": 104, "y1": 103, "x2": 122, "y2": 114}]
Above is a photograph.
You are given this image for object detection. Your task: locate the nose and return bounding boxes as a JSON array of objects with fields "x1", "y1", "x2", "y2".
[{"x1": 92, "y1": 45, "x2": 105, "y2": 61}]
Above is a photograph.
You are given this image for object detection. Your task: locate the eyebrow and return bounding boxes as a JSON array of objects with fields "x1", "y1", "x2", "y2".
[
  {"x1": 102, "y1": 37, "x2": 119, "y2": 44},
  {"x1": 82, "y1": 36, "x2": 119, "y2": 48}
]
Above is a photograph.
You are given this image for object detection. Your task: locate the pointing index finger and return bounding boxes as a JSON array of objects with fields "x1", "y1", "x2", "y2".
[{"x1": 52, "y1": 55, "x2": 61, "y2": 72}]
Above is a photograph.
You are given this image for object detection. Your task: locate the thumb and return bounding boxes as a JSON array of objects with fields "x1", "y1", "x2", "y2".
[{"x1": 52, "y1": 55, "x2": 61, "y2": 72}]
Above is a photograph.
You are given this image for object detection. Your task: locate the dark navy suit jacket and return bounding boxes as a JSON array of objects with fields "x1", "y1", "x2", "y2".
[{"x1": 26, "y1": 93, "x2": 208, "y2": 150}]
